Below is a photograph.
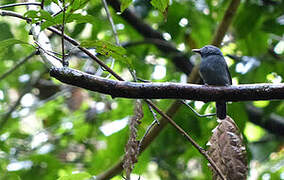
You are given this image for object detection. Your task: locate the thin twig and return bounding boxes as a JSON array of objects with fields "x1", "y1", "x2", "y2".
[
  {"x1": 101, "y1": 0, "x2": 119, "y2": 46},
  {"x1": 35, "y1": 41, "x2": 62, "y2": 62},
  {"x1": 0, "y1": 2, "x2": 41, "y2": 9},
  {"x1": 181, "y1": 100, "x2": 216, "y2": 117},
  {"x1": 144, "y1": 100, "x2": 227, "y2": 180},
  {"x1": 0, "y1": 10, "x2": 121, "y2": 80},
  {"x1": 0, "y1": 51, "x2": 37, "y2": 81},
  {"x1": 41, "y1": 0, "x2": 45, "y2": 9},
  {"x1": 96, "y1": 0, "x2": 242, "y2": 178},
  {"x1": 106, "y1": 0, "x2": 193, "y2": 75},
  {"x1": 45, "y1": 29, "x2": 226, "y2": 179},
  {"x1": 96, "y1": 101, "x2": 182, "y2": 180},
  {"x1": 129, "y1": 69, "x2": 138, "y2": 82},
  {"x1": 50, "y1": 68, "x2": 226, "y2": 180},
  {"x1": 47, "y1": 26, "x2": 124, "y2": 80},
  {"x1": 101, "y1": 0, "x2": 119, "y2": 78},
  {"x1": 61, "y1": 0, "x2": 67, "y2": 67},
  {"x1": 138, "y1": 120, "x2": 156, "y2": 153},
  {"x1": 0, "y1": 9, "x2": 226, "y2": 179},
  {"x1": 147, "y1": 103, "x2": 159, "y2": 125},
  {"x1": 0, "y1": 10, "x2": 31, "y2": 22},
  {"x1": 138, "y1": 103, "x2": 160, "y2": 152},
  {"x1": 52, "y1": 4, "x2": 69, "y2": 17}
]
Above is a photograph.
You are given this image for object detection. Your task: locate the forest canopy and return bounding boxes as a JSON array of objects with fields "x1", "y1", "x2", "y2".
[{"x1": 0, "y1": 0, "x2": 284, "y2": 179}]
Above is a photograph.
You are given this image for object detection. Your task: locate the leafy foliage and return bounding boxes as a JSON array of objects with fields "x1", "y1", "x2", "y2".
[
  {"x1": 0, "y1": 0, "x2": 283, "y2": 180},
  {"x1": 151, "y1": 0, "x2": 169, "y2": 14},
  {"x1": 120, "y1": 0, "x2": 132, "y2": 12},
  {"x1": 81, "y1": 40, "x2": 132, "y2": 66}
]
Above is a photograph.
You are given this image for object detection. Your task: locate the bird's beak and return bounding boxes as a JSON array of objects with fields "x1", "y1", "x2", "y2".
[{"x1": 192, "y1": 49, "x2": 201, "y2": 54}]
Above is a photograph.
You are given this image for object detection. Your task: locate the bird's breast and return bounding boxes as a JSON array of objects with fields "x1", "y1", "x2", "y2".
[{"x1": 199, "y1": 56, "x2": 231, "y2": 86}]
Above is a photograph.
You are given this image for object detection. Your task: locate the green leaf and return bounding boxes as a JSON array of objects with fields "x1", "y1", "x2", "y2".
[
  {"x1": 151, "y1": 0, "x2": 169, "y2": 13},
  {"x1": 65, "y1": 0, "x2": 90, "y2": 12},
  {"x1": 81, "y1": 40, "x2": 132, "y2": 66},
  {"x1": 24, "y1": 10, "x2": 38, "y2": 18},
  {"x1": 51, "y1": 0, "x2": 59, "y2": 5},
  {"x1": 120, "y1": 0, "x2": 132, "y2": 12},
  {"x1": 58, "y1": 172, "x2": 91, "y2": 180},
  {"x1": 24, "y1": 10, "x2": 56, "y2": 29},
  {"x1": 74, "y1": 123, "x2": 91, "y2": 141},
  {"x1": 24, "y1": 10, "x2": 40, "y2": 24},
  {"x1": 71, "y1": 23, "x2": 86, "y2": 38},
  {"x1": 39, "y1": 10, "x2": 54, "y2": 21},
  {"x1": 81, "y1": 40, "x2": 126, "y2": 55},
  {"x1": 262, "y1": 18, "x2": 284, "y2": 36},
  {"x1": 66, "y1": 14, "x2": 95, "y2": 24},
  {"x1": 0, "y1": 38, "x2": 32, "y2": 49},
  {"x1": 44, "y1": 0, "x2": 53, "y2": 5},
  {"x1": 233, "y1": 3, "x2": 263, "y2": 38},
  {"x1": 0, "y1": 22, "x2": 13, "y2": 41},
  {"x1": 40, "y1": 20, "x2": 57, "y2": 30},
  {"x1": 72, "y1": 0, "x2": 81, "y2": 11}
]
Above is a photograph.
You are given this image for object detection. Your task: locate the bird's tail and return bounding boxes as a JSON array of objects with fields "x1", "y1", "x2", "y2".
[{"x1": 216, "y1": 101, "x2": 226, "y2": 119}]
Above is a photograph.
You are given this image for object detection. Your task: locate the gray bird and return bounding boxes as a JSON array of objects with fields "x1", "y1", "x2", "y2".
[{"x1": 192, "y1": 45, "x2": 232, "y2": 119}]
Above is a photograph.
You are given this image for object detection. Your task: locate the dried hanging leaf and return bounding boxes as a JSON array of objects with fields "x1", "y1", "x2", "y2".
[
  {"x1": 67, "y1": 87, "x2": 85, "y2": 111},
  {"x1": 123, "y1": 100, "x2": 143, "y2": 179},
  {"x1": 208, "y1": 116, "x2": 248, "y2": 180}
]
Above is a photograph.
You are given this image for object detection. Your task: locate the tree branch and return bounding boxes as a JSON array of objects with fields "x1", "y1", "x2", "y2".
[
  {"x1": 246, "y1": 105, "x2": 284, "y2": 136},
  {"x1": 50, "y1": 67, "x2": 284, "y2": 102},
  {"x1": 106, "y1": 0, "x2": 193, "y2": 75},
  {"x1": 211, "y1": 0, "x2": 241, "y2": 46},
  {"x1": 0, "y1": 10, "x2": 31, "y2": 22},
  {"x1": 0, "y1": 2, "x2": 41, "y2": 9},
  {"x1": 102, "y1": 0, "x2": 120, "y2": 46},
  {"x1": 96, "y1": 100, "x2": 182, "y2": 180},
  {"x1": 88, "y1": 1, "x2": 243, "y2": 179},
  {"x1": 42, "y1": 14, "x2": 224, "y2": 179},
  {"x1": 0, "y1": 51, "x2": 37, "y2": 81}
]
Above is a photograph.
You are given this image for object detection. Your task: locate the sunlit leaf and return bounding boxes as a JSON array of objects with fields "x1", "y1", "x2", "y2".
[
  {"x1": 66, "y1": 14, "x2": 95, "y2": 24},
  {"x1": 81, "y1": 40, "x2": 126, "y2": 55},
  {"x1": 0, "y1": 22, "x2": 13, "y2": 41},
  {"x1": 0, "y1": 38, "x2": 32, "y2": 49},
  {"x1": 72, "y1": 0, "x2": 81, "y2": 10},
  {"x1": 120, "y1": 0, "x2": 132, "y2": 12},
  {"x1": 58, "y1": 172, "x2": 91, "y2": 180},
  {"x1": 81, "y1": 40, "x2": 132, "y2": 66},
  {"x1": 39, "y1": 10, "x2": 53, "y2": 21},
  {"x1": 24, "y1": 10, "x2": 56, "y2": 29},
  {"x1": 151, "y1": 0, "x2": 169, "y2": 13}
]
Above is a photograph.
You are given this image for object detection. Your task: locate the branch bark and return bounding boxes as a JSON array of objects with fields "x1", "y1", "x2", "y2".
[
  {"x1": 50, "y1": 67, "x2": 284, "y2": 102},
  {"x1": 246, "y1": 105, "x2": 284, "y2": 136},
  {"x1": 211, "y1": 0, "x2": 241, "y2": 46}
]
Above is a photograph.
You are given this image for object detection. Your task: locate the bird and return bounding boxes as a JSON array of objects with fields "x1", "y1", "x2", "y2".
[{"x1": 192, "y1": 45, "x2": 232, "y2": 119}]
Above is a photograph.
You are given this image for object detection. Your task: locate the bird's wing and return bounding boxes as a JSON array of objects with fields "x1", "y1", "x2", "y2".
[
  {"x1": 226, "y1": 63, "x2": 232, "y2": 85},
  {"x1": 220, "y1": 56, "x2": 232, "y2": 85}
]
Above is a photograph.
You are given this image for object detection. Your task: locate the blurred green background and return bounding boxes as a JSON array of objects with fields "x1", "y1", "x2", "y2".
[{"x1": 0, "y1": 0, "x2": 283, "y2": 179}]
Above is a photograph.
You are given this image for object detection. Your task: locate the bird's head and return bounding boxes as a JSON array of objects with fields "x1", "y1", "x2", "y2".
[{"x1": 192, "y1": 45, "x2": 223, "y2": 58}]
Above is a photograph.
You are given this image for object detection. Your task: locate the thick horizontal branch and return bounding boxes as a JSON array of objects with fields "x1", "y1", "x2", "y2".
[{"x1": 50, "y1": 67, "x2": 284, "y2": 102}]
